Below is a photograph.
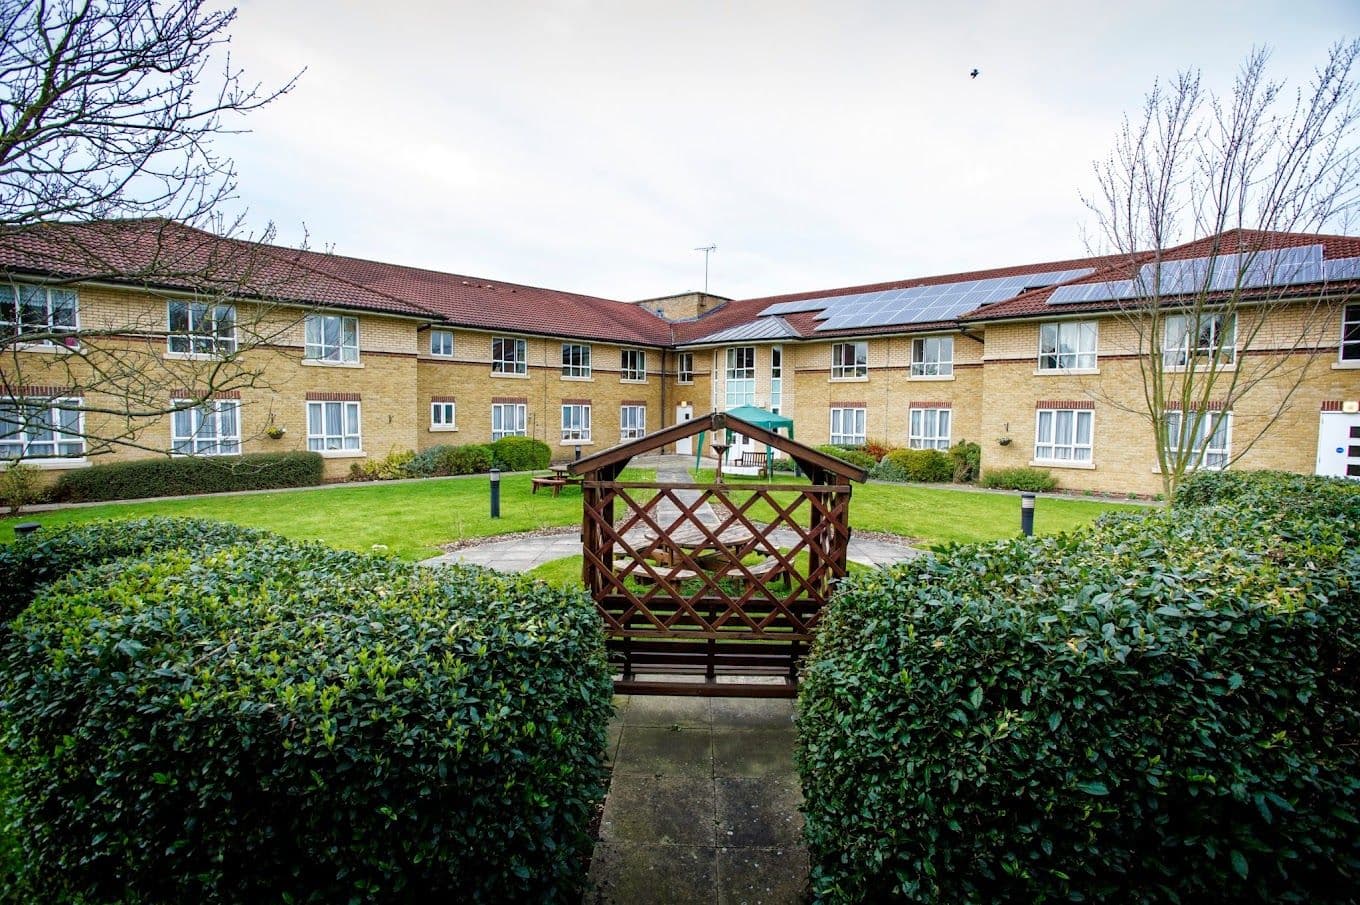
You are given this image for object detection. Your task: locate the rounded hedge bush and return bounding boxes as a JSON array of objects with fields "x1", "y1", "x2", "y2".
[
  {"x1": 797, "y1": 472, "x2": 1360, "y2": 903},
  {"x1": 492, "y1": 436, "x2": 552, "y2": 471},
  {"x1": 979, "y1": 465, "x2": 1057, "y2": 492},
  {"x1": 876, "y1": 448, "x2": 953, "y2": 483},
  {"x1": 2, "y1": 537, "x2": 612, "y2": 903},
  {"x1": 815, "y1": 445, "x2": 876, "y2": 470}
]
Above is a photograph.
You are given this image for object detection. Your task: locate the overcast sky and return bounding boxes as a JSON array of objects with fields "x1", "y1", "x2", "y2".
[{"x1": 218, "y1": 0, "x2": 1360, "y2": 302}]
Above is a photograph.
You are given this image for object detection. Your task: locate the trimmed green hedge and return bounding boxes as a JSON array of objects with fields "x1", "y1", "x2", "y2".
[
  {"x1": 815, "y1": 445, "x2": 877, "y2": 471},
  {"x1": 873, "y1": 448, "x2": 953, "y2": 483},
  {"x1": 949, "y1": 441, "x2": 981, "y2": 483},
  {"x1": 52, "y1": 451, "x2": 323, "y2": 502},
  {"x1": 492, "y1": 436, "x2": 551, "y2": 471},
  {"x1": 798, "y1": 472, "x2": 1360, "y2": 902},
  {"x1": 406, "y1": 443, "x2": 495, "y2": 477},
  {"x1": 979, "y1": 465, "x2": 1057, "y2": 492},
  {"x1": 2, "y1": 534, "x2": 612, "y2": 902}
]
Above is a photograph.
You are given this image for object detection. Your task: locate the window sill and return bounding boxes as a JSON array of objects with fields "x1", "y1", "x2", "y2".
[
  {"x1": 165, "y1": 350, "x2": 233, "y2": 362},
  {"x1": 620, "y1": 378, "x2": 649, "y2": 384},
  {"x1": 490, "y1": 371, "x2": 529, "y2": 379},
  {"x1": 301, "y1": 359, "x2": 363, "y2": 369},
  {"x1": 170, "y1": 451, "x2": 241, "y2": 459},
  {"x1": 0, "y1": 457, "x2": 89, "y2": 470},
  {"x1": 909, "y1": 374, "x2": 955, "y2": 382},
  {"x1": 829, "y1": 375, "x2": 869, "y2": 382},
  {"x1": 427, "y1": 354, "x2": 456, "y2": 361},
  {"x1": 676, "y1": 380, "x2": 694, "y2": 385},
  {"x1": 1033, "y1": 367, "x2": 1100, "y2": 376},
  {"x1": 561, "y1": 375, "x2": 594, "y2": 382},
  {"x1": 10, "y1": 342, "x2": 78, "y2": 354},
  {"x1": 1030, "y1": 459, "x2": 1096, "y2": 470},
  {"x1": 560, "y1": 440, "x2": 594, "y2": 446},
  {"x1": 1332, "y1": 361, "x2": 1360, "y2": 370},
  {"x1": 428, "y1": 425, "x2": 458, "y2": 433},
  {"x1": 1163, "y1": 363, "x2": 1236, "y2": 374},
  {"x1": 317, "y1": 449, "x2": 366, "y2": 459}
]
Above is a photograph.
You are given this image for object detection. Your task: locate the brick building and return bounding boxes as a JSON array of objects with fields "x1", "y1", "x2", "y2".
[{"x1": 2, "y1": 220, "x2": 1357, "y2": 493}]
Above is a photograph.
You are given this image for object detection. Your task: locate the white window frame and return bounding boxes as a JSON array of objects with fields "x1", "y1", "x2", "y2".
[
  {"x1": 491, "y1": 337, "x2": 527, "y2": 375},
  {"x1": 677, "y1": 351, "x2": 694, "y2": 384},
  {"x1": 0, "y1": 282, "x2": 79, "y2": 348},
  {"x1": 171, "y1": 399, "x2": 241, "y2": 456},
  {"x1": 168, "y1": 300, "x2": 237, "y2": 357},
  {"x1": 306, "y1": 400, "x2": 362, "y2": 452},
  {"x1": 725, "y1": 346, "x2": 755, "y2": 408},
  {"x1": 0, "y1": 397, "x2": 84, "y2": 460},
  {"x1": 831, "y1": 341, "x2": 868, "y2": 380},
  {"x1": 1163, "y1": 313, "x2": 1236, "y2": 368},
  {"x1": 430, "y1": 401, "x2": 457, "y2": 431},
  {"x1": 562, "y1": 343, "x2": 592, "y2": 379},
  {"x1": 1165, "y1": 410, "x2": 1232, "y2": 470},
  {"x1": 770, "y1": 345, "x2": 783, "y2": 413},
  {"x1": 561, "y1": 403, "x2": 592, "y2": 443},
  {"x1": 1341, "y1": 303, "x2": 1360, "y2": 363},
  {"x1": 621, "y1": 349, "x2": 647, "y2": 382},
  {"x1": 429, "y1": 329, "x2": 454, "y2": 358},
  {"x1": 908, "y1": 408, "x2": 951, "y2": 450},
  {"x1": 911, "y1": 336, "x2": 954, "y2": 377},
  {"x1": 829, "y1": 407, "x2": 866, "y2": 446},
  {"x1": 1037, "y1": 320, "x2": 1097, "y2": 371},
  {"x1": 491, "y1": 402, "x2": 526, "y2": 441},
  {"x1": 620, "y1": 404, "x2": 646, "y2": 440},
  {"x1": 1034, "y1": 408, "x2": 1093, "y2": 464},
  {"x1": 304, "y1": 314, "x2": 359, "y2": 363}
]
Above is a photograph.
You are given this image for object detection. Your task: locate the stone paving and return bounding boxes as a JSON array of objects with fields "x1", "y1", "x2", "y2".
[{"x1": 587, "y1": 694, "x2": 809, "y2": 905}]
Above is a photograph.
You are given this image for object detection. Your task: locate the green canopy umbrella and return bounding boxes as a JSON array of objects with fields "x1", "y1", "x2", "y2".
[{"x1": 696, "y1": 405, "x2": 794, "y2": 476}]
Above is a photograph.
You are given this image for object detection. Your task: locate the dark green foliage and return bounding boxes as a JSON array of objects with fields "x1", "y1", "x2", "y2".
[
  {"x1": 52, "y1": 451, "x2": 323, "y2": 502},
  {"x1": 404, "y1": 443, "x2": 495, "y2": 477},
  {"x1": 815, "y1": 445, "x2": 877, "y2": 470},
  {"x1": 797, "y1": 471, "x2": 1360, "y2": 903},
  {"x1": 873, "y1": 448, "x2": 954, "y2": 483},
  {"x1": 979, "y1": 465, "x2": 1057, "y2": 492},
  {"x1": 3, "y1": 535, "x2": 612, "y2": 903},
  {"x1": 491, "y1": 436, "x2": 551, "y2": 471},
  {"x1": 948, "y1": 441, "x2": 981, "y2": 483},
  {"x1": 0, "y1": 517, "x2": 271, "y2": 625}
]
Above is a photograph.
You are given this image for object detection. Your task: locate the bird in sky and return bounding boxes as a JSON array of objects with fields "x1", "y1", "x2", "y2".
[{"x1": 970, "y1": 68, "x2": 980, "y2": 79}]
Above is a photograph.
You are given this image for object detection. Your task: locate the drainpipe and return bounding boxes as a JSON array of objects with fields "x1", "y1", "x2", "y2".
[{"x1": 660, "y1": 347, "x2": 669, "y2": 452}]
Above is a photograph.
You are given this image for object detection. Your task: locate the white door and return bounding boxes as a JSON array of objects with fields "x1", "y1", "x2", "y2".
[
  {"x1": 1316, "y1": 412, "x2": 1360, "y2": 479},
  {"x1": 675, "y1": 405, "x2": 694, "y2": 454}
]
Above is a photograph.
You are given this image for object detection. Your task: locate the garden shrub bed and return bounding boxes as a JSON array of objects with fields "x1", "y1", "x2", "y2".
[
  {"x1": 797, "y1": 471, "x2": 1360, "y2": 903},
  {"x1": 979, "y1": 465, "x2": 1057, "y2": 492},
  {"x1": 1, "y1": 527, "x2": 612, "y2": 902},
  {"x1": 815, "y1": 444, "x2": 877, "y2": 470},
  {"x1": 52, "y1": 451, "x2": 324, "y2": 502}
]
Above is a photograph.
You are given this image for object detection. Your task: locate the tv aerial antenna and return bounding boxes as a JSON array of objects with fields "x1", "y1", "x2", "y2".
[{"x1": 694, "y1": 244, "x2": 717, "y2": 294}]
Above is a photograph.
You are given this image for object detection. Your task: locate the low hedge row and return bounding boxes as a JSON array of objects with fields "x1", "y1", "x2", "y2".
[
  {"x1": 2, "y1": 527, "x2": 612, "y2": 902},
  {"x1": 404, "y1": 437, "x2": 551, "y2": 478},
  {"x1": 872, "y1": 448, "x2": 954, "y2": 483},
  {"x1": 492, "y1": 436, "x2": 552, "y2": 471},
  {"x1": 815, "y1": 445, "x2": 877, "y2": 470},
  {"x1": 51, "y1": 451, "x2": 323, "y2": 502},
  {"x1": 979, "y1": 464, "x2": 1057, "y2": 491},
  {"x1": 798, "y1": 472, "x2": 1360, "y2": 902}
]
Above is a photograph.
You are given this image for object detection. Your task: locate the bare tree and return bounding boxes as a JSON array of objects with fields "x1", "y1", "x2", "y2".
[
  {"x1": 1082, "y1": 41, "x2": 1360, "y2": 498},
  {"x1": 0, "y1": 1, "x2": 312, "y2": 465}
]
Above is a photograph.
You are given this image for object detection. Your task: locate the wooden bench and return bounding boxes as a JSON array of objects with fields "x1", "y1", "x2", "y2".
[{"x1": 531, "y1": 476, "x2": 568, "y2": 497}]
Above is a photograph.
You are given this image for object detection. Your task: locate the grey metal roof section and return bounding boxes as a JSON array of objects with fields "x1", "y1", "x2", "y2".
[{"x1": 687, "y1": 315, "x2": 801, "y2": 345}]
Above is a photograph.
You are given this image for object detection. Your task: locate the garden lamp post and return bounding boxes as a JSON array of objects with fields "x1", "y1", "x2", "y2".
[
  {"x1": 490, "y1": 468, "x2": 501, "y2": 518},
  {"x1": 1020, "y1": 493, "x2": 1035, "y2": 537}
]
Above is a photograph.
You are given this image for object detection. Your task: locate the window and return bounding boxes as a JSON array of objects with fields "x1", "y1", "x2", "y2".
[
  {"x1": 491, "y1": 402, "x2": 526, "y2": 440},
  {"x1": 168, "y1": 301, "x2": 236, "y2": 356},
  {"x1": 0, "y1": 398, "x2": 83, "y2": 459},
  {"x1": 491, "y1": 337, "x2": 527, "y2": 375},
  {"x1": 725, "y1": 346, "x2": 755, "y2": 408},
  {"x1": 1165, "y1": 410, "x2": 1231, "y2": 470},
  {"x1": 562, "y1": 343, "x2": 592, "y2": 378},
  {"x1": 429, "y1": 329, "x2": 454, "y2": 357},
  {"x1": 430, "y1": 401, "x2": 456, "y2": 430},
  {"x1": 830, "y1": 408, "x2": 866, "y2": 446},
  {"x1": 171, "y1": 399, "x2": 241, "y2": 456},
  {"x1": 0, "y1": 282, "x2": 78, "y2": 347},
  {"x1": 1342, "y1": 304, "x2": 1360, "y2": 362},
  {"x1": 1038, "y1": 321, "x2": 1097, "y2": 371},
  {"x1": 306, "y1": 401, "x2": 361, "y2": 451},
  {"x1": 677, "y1": 351, "x2": 694, "y2": 384},
  {"x1": 909, "y1": 408, "x2": 951, "y2": 450},
  {"x1": 1034, "y1": 408, "x2": 1093, "y2": 463},
  {"x1": 831, "y1": 342, "x2": 867, "y2": 379},
  {"x1": 770, "y1": 346, "x2": 783, "y2": 413},
  {"x1": 304, "y1": 314, "x2": 359, "y2": 363},
  {"x1": 620, "y1": 404, "x2": 646, "y2": 440},
  {"x1": 1163, "y1": 313, "x2": 1235, "y2": 367},
  {"x1": 911, "y1": 336, "x2": 954, "y2": 376},
  {"x1": 561, "y1": 403, "x2": 591, "y2": 442},
  {"x1": 621, "y1": 349, "x2": 647, "y2": 381}
]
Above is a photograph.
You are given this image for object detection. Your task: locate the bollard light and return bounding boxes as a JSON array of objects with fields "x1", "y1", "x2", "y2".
[
  {"x1": 489, "y1": 467, "x2": 501, "y2": 519},
  {"x1": 13, "y1": 522, "x2": 41, "y2": 537},
  {"x1": 1020, "y1": 492, "x2": 1035, "y2": 537}
]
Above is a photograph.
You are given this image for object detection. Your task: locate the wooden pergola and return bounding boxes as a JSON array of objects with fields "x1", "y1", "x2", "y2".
[{"x1": 569, "y1": 412, "x2": 867, "y2": 697}]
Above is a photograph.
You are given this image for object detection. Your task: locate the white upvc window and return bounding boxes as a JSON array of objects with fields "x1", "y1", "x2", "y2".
[
  {"x1": 909, "y1": 408, "x2": 951, "y2": 450},
  {"x1": 561, "y1": 403, "x2": 592, "y2": 442},
  {"x1": 429, "y1": 329, "x2": 454, "y2": 357},
  {"x1": 1341, "y1": 304, "x2": 1360, "y2": 363},
  {"x1": 492, "y1": 336, "x2": 527, "y2": 375},
  {"x1": 620, "y1": 404, "x2": 646, "y2": 440},
  {"x1": 1165, "y1": 410, "x2": 1231, "y2": 470},
  {"x1": 677, "y1": 351, "x2": 694, "y2": 384},
  {"x1": 725, "y1": 346, "x2": 755, "y2": 408},
  {"x1": 621, "y1": 349, "x2": 647, "y2": 382},
  {"x1": 562, "y1": 343, "x2": 592, "y2": 378},
  {"x1": 168, "y1": 300, "x2": 236, "y2": 356},
  {"x1": 911, "y1": 336, "x2": 954, "y2": 377},
  {"x1": 1163, "y1": 313, "x2": 1236, "y2": 367},
  {"x1": 1038, "y1": 321, "x2": 1097, "y2": 371},
  {"x1": 304, "y1": 314, "x2": 359, "y2": 363},
  {"x1": 770, "y1": 345, "x2": 783, "y2": 413},
  {"x1": 430, "y1": 401, "x2": 456, "y2": 430},
  {"x1": 1034, "y1": 408, "x2": 1093, "y2": 463},
  {"x1": 830, "y1": 341, "x2": 867, "y2": 379},
  {"x1": 0, "y1": 398, "x2": 84, "y2": 459},
  {"x1": 171, "y1": 399, "x2": 241, "y2": 456},
  {"x1": 491, "y1": 402, "x2": 526, "y2": 440},
  {"x1": 306, "y1": 400, "x2": 361, "y2": 451},
  {"x1": 0, "y1": 282, "x2": 78, "y2": 347},
  {"x1": 829, "y1": 408, "x2": 866, "y2": 446}
]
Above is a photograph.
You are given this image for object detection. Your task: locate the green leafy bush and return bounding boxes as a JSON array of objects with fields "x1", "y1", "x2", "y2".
[
  {"x1": 873, "y1": 448, "x2": 953, "y2": 483},
  {"x1": 798, "y1": 472, "x2": 1360, "y2": 903},
  {"x1": 51, "y1": 451, "x2": 323, "y2": 502},
  {"x1": 404, "y1": 443, "x2": 495, "y2": 477},
  {"x1": 815, "y1": 445, "x2": 876, "y2": 471},
  {"x1": 491, "y1": 436, "x2": 551, "y2": 471},
  {"x1": 2, "y1": 536, "x2": 612, "y2": 903},
  {"x1": 949, "y1": 440, "x2": 981, "y2": 483},
  {"x1": 0, "y1": 463, "x2": 45, "y2": 514},
  {"x1": 350, "y1": 447, "x2": 417, "y2": 481},
  {"x1": 980, "y1": 465, "x2": 1057, "y2": 492}
]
